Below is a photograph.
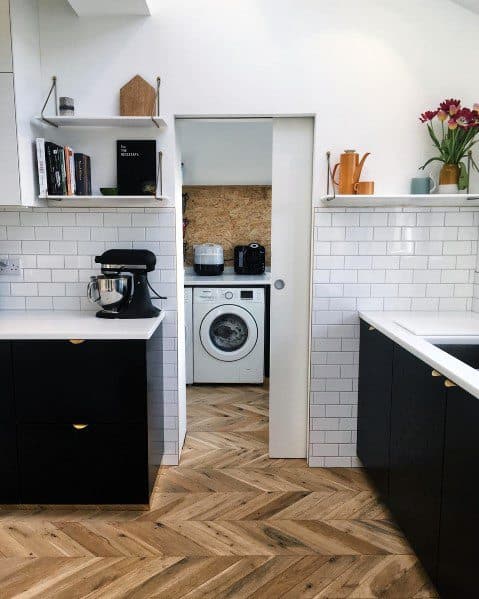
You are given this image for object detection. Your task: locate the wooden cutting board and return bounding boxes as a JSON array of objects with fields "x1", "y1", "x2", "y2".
[{"x1": 120, "y1": 75, "x2": 156, "y2": 116}]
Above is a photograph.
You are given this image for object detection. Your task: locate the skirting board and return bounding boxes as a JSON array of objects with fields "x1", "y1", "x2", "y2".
[{"x1": 160, "y1": 454, "x2": 179, "y2": 466}]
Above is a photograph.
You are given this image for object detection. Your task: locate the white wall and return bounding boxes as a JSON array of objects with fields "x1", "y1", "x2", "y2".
[
  {"x1": 177, "y1": 120, "x2": 272, "y2": 185},
  {"x1": 39, "y1": 0, "x2": 479, "y2": 195}
]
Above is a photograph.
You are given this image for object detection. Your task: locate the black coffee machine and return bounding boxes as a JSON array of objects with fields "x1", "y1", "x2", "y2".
[{"x1": 88, "y1": 249, "x2": 163, "y2": 319}]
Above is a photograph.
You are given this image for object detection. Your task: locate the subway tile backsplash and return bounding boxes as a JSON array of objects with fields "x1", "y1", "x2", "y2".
[
  {"x1": 310, "y1": 206, "x2": 479, "y2": 467},
  {"x1": 3, "y1": 204, "x2": 479, "y2": 470},
  {"x1": 0, "y1": 206, "x2": 178, "y2": 465}
]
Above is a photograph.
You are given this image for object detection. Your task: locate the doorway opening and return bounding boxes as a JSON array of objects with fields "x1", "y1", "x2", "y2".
[{"x1": 175, "y1": 116, "x2": 313, "y2": 466}]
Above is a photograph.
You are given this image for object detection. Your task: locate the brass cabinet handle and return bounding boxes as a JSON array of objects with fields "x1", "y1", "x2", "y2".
[
  {"x1": 69, "y1": 339, "x2": 85, "y2": 345},
  {"x1": 431, "y1": 370, "x2": 442, "y2": 377},
  {"x1": 444, "y1": 380, "x2": 457, "y2": 388},
  {"x1": 368, "y1": 326, "x2": 375, "y2": 331},
  {"x1": 72, "y1": 424, "x2": 88, "y2": 430}
]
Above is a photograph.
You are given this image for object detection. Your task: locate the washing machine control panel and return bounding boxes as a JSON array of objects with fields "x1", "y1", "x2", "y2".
[{"x1": 194, "y1": 287, "x2": 264, "y2": 303}]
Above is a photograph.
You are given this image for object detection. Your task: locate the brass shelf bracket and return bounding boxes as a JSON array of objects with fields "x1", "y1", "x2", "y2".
[
  {"x1": 151, "y1": 76, "x2": 161, "y2": 128},
  {"x1": 40, "y1": 75, "x2": 59, "y2": 128}
]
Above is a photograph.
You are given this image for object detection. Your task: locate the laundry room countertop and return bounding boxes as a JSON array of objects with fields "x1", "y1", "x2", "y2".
[
  {"x1": 184, "y1": 269, "x2": 271, "y2": 286},
  {"x1": 0, "y1": 311, "x2": 165, "y2": 340}
]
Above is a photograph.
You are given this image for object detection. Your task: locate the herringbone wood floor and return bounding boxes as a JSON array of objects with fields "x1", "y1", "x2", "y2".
[{"x1": 0, "y1": 384, "x2": 437, "y2": 598}]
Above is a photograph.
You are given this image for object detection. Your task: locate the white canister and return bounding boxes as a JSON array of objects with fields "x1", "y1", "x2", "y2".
[{"x1": 194, "y1": 244, "x2": 224, "y2": 276}]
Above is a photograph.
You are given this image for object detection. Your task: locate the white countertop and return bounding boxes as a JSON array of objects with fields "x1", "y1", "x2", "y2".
[
  {"x1": 359, "y1": 311, "x2": 479, "y2": 400},
  {"x1": 184, "y1": 269, "x2": 271, "y2": 286},
  {"x1": 0, "y1": 311, "x2": 165, "y2": 340}
]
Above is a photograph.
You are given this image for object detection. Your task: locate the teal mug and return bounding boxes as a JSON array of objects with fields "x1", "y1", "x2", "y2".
[{"x1": 410, "y1": 174, "x2": 436, "y2": 194}]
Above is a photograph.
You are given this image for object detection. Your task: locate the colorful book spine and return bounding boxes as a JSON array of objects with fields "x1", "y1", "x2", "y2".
[
  {"x1": 69, "y1": 150, "x2": 76, "y2": 195},
  {"x1": 35, "y1": 138, "x2": 48, "y2": 197},
  {"x1": 45, "y1": 142, "x2": 61, "y2": 195},
  {"x1": 64, "y1": 147, "x2": 75, "y2": 195},
  {"x1": 74, "y1": 153, "x2": 91, "y2": 196}
]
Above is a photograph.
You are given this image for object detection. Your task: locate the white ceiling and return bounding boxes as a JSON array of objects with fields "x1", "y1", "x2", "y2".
[{"x1": 450, "y1": 0, "x2": 479, "y2": 13}]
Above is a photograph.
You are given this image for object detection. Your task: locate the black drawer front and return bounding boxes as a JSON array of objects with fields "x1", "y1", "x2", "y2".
[
  {"x1": 13, "y1": 340, "x2": 147, "y2": 423},
  {"x1": 0, "y1": 425, "x2": 19, "y2": 503},
  {"x1": 18, "y1": 423, "x2": 149, "y2": 504},
  {"x1": 0, "y1": 342, "x2": 14, "y2": 422}
]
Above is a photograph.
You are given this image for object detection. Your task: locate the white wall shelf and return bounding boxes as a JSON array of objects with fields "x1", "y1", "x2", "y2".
[
  {"x1": 33, "y1": 115, "x2": 166, "y2": 128},
  {"x1": 66, "y1": 0, "x2": 152, "y2": 16},
  {"x1": 319, "y1": 194, "x2": 479, "y2": 207},
  {"x1": 43, "y1": 195, "x2": 170, "y2": 208}
]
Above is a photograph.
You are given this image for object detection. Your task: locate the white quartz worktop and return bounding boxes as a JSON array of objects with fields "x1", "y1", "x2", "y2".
[
  {"x1": 0, "y1": 311, "x2": 165, "y2": 340},
  {"x1": 184, "y1": 269, "x2": 271, "y2": 286},
  {"x1": 359, "y1": 311, "x2": 479, "y2": 400}
]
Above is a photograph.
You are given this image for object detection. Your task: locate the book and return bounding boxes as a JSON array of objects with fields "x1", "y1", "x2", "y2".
[
  {"x1": 58, "y1": 147, "x2": 67, "y2": 195},
  {"x1": 69, "y1": 149, "x2": 76, "y2": 195},
  {"x1": 35, "y1": 138, "x2": 48, "y2": 197},
  {"x1": 45, "y1": 141, "x2": 63, "y2": 195},
  {"x1": 64, "y1": 146, "x2": 75, "y2": 195},
  {"x1": 117, "y1": 139, "x2": 156, "y2": 196},
  {"x1": 74, "y1": 153, "x2": 91, "y2": 196},
  {"x1": 86, "y1": 155, "x2": 92, "y2": 195}
]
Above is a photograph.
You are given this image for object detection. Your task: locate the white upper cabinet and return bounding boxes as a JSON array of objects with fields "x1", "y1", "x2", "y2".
[
  {"x1": 0, "y1": 74, "x2": 20, "y2": 204},
  {"x1": 0, "y1": 0, "x2": 42, "y2": 206},
  {"x1": 0, "y1": 0, "x2": 12, "y2": 72}
]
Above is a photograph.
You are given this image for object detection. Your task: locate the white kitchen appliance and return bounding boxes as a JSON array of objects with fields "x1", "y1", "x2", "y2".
[
  {"x1": 184, "y1": 287, "x2": 193, "y2": 384},
  {"x1": 194, "y1": 243, "x2": 224, "y2": 276},
  {"x1": 193, "y1": 287, "x2": 264, "y2": 383}
]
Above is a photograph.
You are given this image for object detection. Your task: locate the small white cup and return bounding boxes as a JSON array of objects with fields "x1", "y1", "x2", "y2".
[{"x1": 438, "y1": 184, "x2": 459, "y2": 194}]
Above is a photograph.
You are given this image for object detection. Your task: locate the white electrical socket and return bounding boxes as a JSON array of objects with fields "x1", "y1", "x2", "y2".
[{"x1": 0, "y1": 258, "x2": 21, "y2": 276}]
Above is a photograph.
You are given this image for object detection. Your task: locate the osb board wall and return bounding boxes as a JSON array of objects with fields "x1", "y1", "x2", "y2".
[{"x1": 183, "y1": 185, "x2": 271, "y2": 266}]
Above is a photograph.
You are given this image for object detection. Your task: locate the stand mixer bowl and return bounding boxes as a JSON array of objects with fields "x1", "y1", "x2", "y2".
[{"x1": 87, "y1": 274, "x2": 132, "y2": 312}]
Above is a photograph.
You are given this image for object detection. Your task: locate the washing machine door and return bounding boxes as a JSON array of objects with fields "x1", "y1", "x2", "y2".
[{"x1": 199, "y1": 304, "x2": 258, "y2": 362}]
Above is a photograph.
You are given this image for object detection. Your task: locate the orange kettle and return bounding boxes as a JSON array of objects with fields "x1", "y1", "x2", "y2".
[{"x1": 332, "y1": 150, "x2": 370, "y2": 195}]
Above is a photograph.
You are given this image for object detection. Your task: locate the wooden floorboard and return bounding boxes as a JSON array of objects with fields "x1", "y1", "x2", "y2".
[{"x1": 0, "y1": 383, "x2": 437, "y2": 597}]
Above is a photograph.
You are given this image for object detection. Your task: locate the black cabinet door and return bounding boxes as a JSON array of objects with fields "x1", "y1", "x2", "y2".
[
  {"x1": 13, "y1": 340, "x2": 147, "y2": 423},
  {"x1": 437, "y1": 386, "x2": 479, "y2": 598},
  {"x1": 357, "y1": 320, "x2": 394, "y2": 498},
  {"x1": 18, "y1": 422, "x2": 149, "y2": 504},
  {"x1": 389, "y1": 346, "x2": 446, "y2": 583},
  {"x1": 0, "y1": 342, "x2": 18, "y2": 502}
]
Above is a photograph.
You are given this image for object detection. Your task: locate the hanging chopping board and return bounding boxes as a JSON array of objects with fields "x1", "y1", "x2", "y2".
[{"x1": 120, "y1": 75, "x2": 156, "y2": 116}]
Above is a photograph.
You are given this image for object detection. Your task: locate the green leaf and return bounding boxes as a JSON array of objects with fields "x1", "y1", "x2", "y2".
[
  {"x1": 458, "y1": 162, "x2": 469, "y2": 190},
  {"x1": 426, "y1": 124, "x2": 442, "y2": 151},
  {"x1": 420, "y1": 156, "x2": 445, "y2": 170}
]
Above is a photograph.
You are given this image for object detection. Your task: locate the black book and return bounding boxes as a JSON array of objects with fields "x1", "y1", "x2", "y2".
[
  {"x1": 117, "y1": 140, "x2": 156, "y2": 196},
  {"x1": 45, "y1": 141, "x2": 63, "y2": 195},
  {"x1": 58, "y1": 147, "x2": 67, "y2": 195},
  {"x1": 74, "y1": 153, "x2": 90, "y2": 196},
  {"x1": 86, "y1": 155, "x2": 92, "y2": 195}
]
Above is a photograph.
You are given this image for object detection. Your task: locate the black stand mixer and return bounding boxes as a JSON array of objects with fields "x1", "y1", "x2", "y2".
[{"x1": 88, "y1": 249, "x2": 164, "y2": 319}]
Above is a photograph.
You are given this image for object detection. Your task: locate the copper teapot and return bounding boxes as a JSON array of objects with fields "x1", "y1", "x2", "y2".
[{"x1": 332, "y1": 150, "x2": 370, "y2": 195}]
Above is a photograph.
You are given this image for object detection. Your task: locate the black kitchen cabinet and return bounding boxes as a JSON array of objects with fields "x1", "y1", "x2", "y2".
[
  {"x1": 0, "y1": 326, "x2": 163, "y2": 505},
  {"x1": 358, "y1": 322, "x2": 479, "y2": 596},
  {"x1": 0, "y1": 342, "x2": 18, "y2": 502},
  {"x1": 437, "y1": 386, "x2": 479, "y2": 598},
  {"x1": 357, "y1": 321, "x2": 394, "y2": 498},
  {"x1": 389, "y1": 345, "x2": 447, "y2": 583}
]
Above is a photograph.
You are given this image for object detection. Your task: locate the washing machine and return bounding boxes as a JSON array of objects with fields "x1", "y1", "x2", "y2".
[{"x1": 193, "y1": 287, "x2": 265, "y2": 384}]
